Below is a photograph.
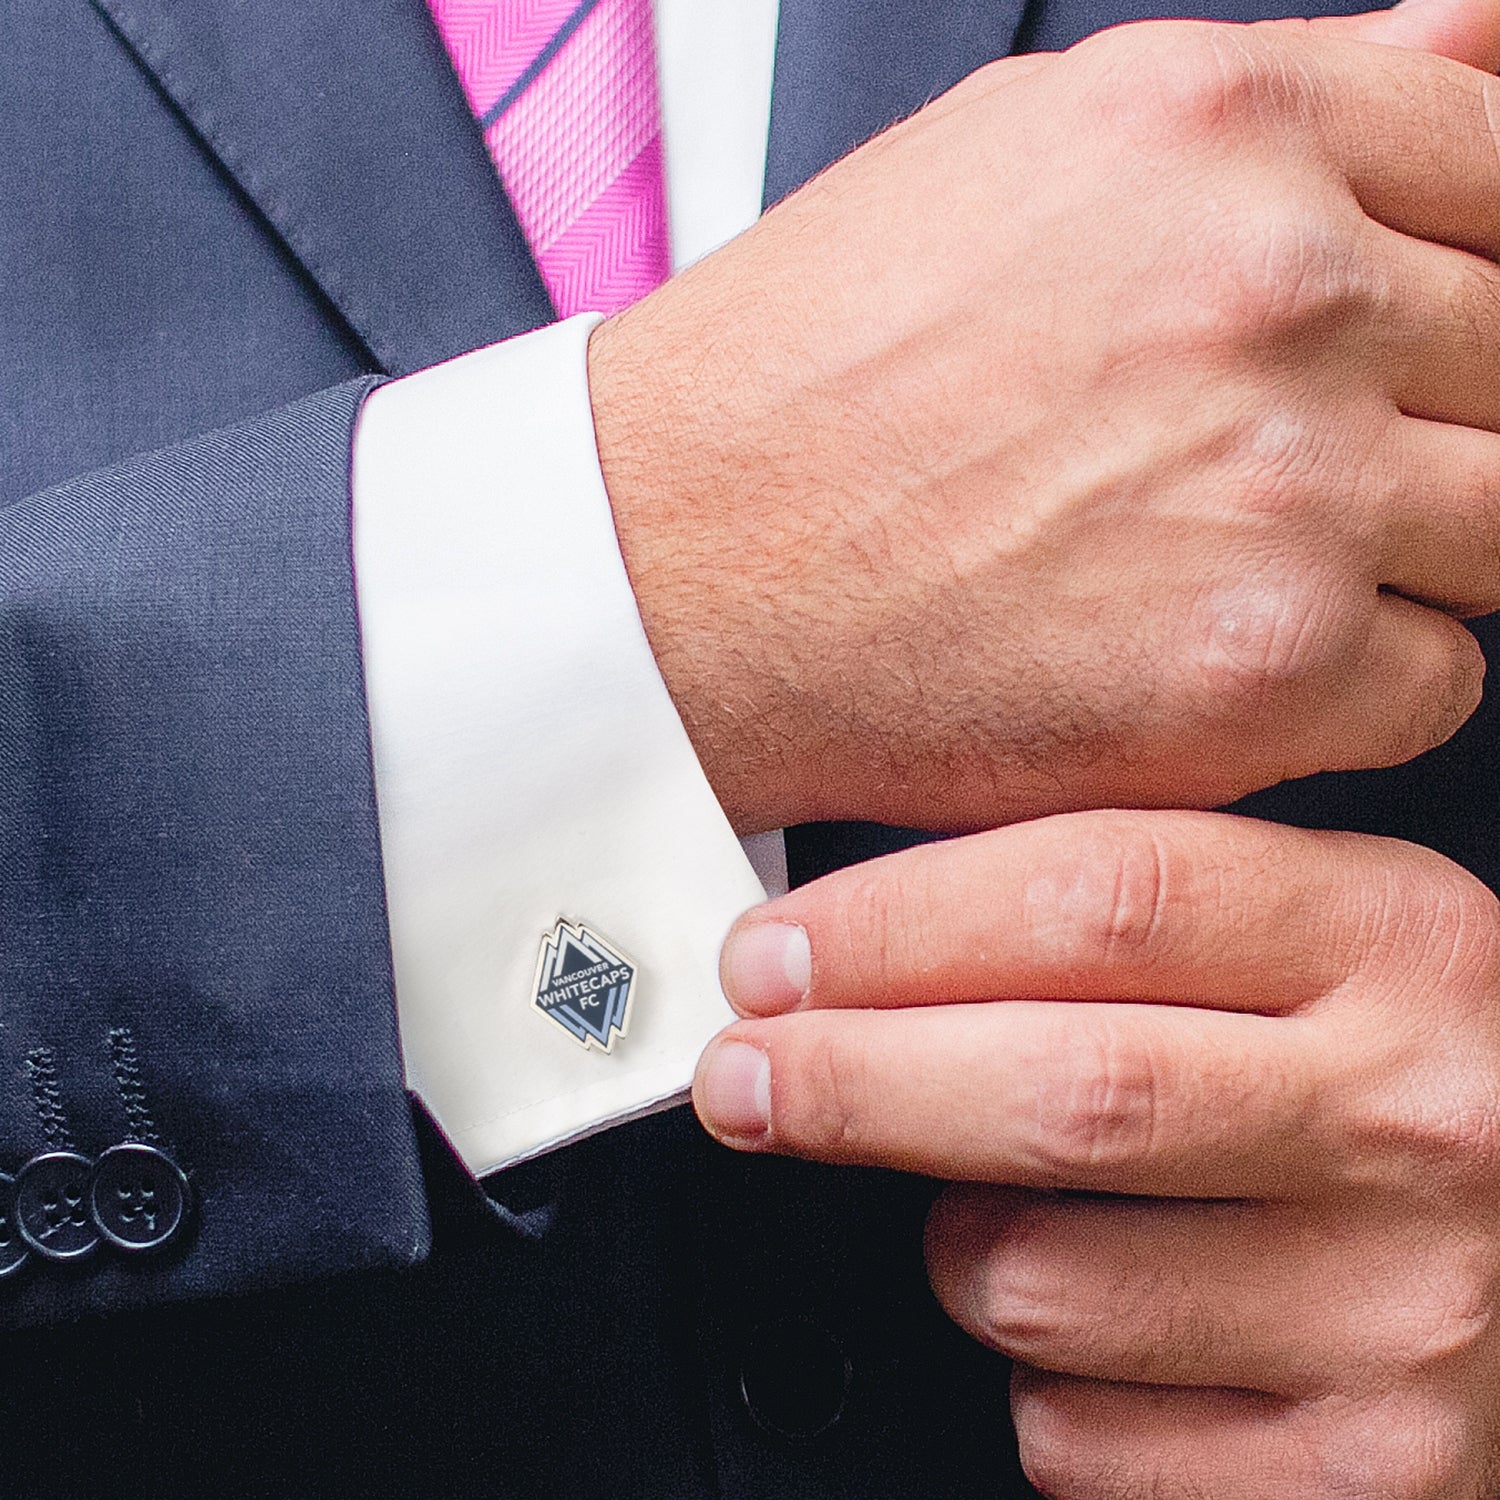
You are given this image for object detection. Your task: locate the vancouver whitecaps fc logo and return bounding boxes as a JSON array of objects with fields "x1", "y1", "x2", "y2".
[{"x1": 531, "y1": 919, "x2": 637, "y2": 1053}]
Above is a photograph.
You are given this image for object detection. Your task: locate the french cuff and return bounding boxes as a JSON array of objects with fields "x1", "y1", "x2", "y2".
[{"x1": 351, "y1": 314, "x2": 768, "y2": 1176}]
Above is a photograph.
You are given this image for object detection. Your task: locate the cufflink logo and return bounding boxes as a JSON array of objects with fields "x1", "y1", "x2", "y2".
[{"x1": 531, "y1": 919, "x2": 636, "y2": 1053}]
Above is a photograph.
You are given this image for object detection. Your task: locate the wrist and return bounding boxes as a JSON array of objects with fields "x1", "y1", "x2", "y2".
[{"x1": 587, "y1": 299, "x2": 809, "y2": 835}]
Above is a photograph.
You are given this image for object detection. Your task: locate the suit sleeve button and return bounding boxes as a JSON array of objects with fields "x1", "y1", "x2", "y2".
[
  {"x1": 16, "y1": 1152, "x2": 100, "y2": 1262},
  {"x1": 89, "y1": 1143, "x2": 191, "y2": 1253},
  {"x1": 739, "y1": 1316, "x2": 852, "y2": 1440},
  {"x1": 0, "y1": 1172, "x2": 30, "y2": 1279}
]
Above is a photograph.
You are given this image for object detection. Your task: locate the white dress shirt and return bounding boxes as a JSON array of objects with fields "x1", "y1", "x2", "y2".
[{"x1": 351, "y1": 0, "x2": 783, "y2": 1176}]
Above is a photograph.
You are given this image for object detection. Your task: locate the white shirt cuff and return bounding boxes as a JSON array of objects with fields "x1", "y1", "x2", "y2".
[{"x1": 351, "y1": 314, "x2": 769, "y2": 1176}]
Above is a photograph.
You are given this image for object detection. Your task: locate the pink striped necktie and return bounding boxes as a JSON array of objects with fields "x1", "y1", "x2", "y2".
[{"x1": 426, "y1": 0, "x2": 671, "y2": 318}]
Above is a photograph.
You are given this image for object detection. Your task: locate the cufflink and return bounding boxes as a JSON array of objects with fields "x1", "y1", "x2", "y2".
[{"x1": 531, "y1": 919, "x2": 636, "y2": 1053}]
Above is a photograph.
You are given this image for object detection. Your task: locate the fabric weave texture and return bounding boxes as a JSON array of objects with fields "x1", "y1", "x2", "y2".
[{"x1": 427, "y1": 0, "x2": 671, "y2": 316}]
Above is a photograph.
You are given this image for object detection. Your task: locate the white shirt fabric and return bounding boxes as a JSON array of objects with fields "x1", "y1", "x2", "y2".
[{"x1": 352, "y1": 0, "x2": 783, "y2": 1176}]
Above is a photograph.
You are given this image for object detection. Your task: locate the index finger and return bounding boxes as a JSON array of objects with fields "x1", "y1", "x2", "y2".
[
  {"x1": 719, "y1": 810, "x2": 1464, "y2": 1017},
  {"x1": 693, "y1": 999, "x2": 1321, "y2": 1196}
]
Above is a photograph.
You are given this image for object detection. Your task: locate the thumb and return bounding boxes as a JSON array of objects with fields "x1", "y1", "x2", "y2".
[{"x1": 1305, "y1": 0, "x2": 1500, "y2": 70}]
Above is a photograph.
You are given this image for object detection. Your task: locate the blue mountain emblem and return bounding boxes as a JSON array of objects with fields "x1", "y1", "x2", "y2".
[{"x1": 531, "y1": 920, "x2": 637, "y2": 1053}]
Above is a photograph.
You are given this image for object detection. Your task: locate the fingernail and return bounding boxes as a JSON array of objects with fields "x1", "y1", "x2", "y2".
[
  {"x1": 698, "y1": 1039, "x2": 771, "y2": 1142},
  {"x1": 721, "y1": 922, "x2": 812, "y2": 1015}
]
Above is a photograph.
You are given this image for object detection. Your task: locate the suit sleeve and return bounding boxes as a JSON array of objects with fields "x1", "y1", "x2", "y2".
[{"x1": 0, "y1": 377, "x2": 430, "y2": 1329}]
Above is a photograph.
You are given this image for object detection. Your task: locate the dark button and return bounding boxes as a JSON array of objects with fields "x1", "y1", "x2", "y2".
[
  {"x1": 90, "y1": 1143, "x2": 191, "y2": 1254},
  {"x1": 16, "y1": 1152, "x2": 99, "y2": 1262},
  {"x1": 0, "y1": 1172, "x2": 29, "y2": 1279},
  {"x1": 739, "y1": 1316, "x2": 852, "y2": 1441}
]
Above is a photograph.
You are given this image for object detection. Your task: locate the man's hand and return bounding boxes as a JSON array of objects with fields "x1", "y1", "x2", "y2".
[
  {"x1": 591, "y1": 0, "x2": 1500, "y2": 835},
  {"x1": 694, "y1": 812, "x2": 1500, "y2": 1497}
]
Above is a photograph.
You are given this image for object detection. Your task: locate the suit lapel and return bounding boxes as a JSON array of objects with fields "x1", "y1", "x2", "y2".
[
  {"x1": 91, "y1": 0, "x2": 555, "y2": 375},
  {"x1": 89, "y1": 0, "x2": 1034, "y2": 370},
  {"x1": 765, "y1": 0, "x2": 1032, "y2": 205}
]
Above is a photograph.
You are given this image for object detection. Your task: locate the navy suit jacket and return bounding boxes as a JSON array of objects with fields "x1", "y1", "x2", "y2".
[{"x1": 2, "y1": 0, "x2": 1492, "y2": 1494}]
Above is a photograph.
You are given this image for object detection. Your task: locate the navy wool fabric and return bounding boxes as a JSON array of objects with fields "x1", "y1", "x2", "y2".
[
  {"x1": 2, "y1": 0, "x2": 1483, "y2": 1496},
  {"x1": 0, "y1": 384, "x2": 430, "y2": 1328}
]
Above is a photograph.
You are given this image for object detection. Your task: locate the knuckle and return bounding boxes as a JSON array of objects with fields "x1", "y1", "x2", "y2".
[
  {"x1": 1351, "y1": 844, "x2": 1491, "y2": 983},
  {"x1": 1321, "y1": 1397, "x2": 1478, "y2": 1500},
  {"x1": 1009, "y1": 1377, "x2": 1088, "y2": 1500},
  {"x1": 1229, "y1": 408, "x2": 1327, "y2": 515},
  {"x1": 1389, "y1": 852, "x2": 1500, "y2": 997},
  {"x1": 1335, "y1": 1235, "x2": 1500, "y2": 1386},
  {"x1": 1194, "y1": 571, "x2": 1355, "y2": 706},
  {"x1": 1216, "y1": 212, "x2": 1335, "y2": 341},
  {"x1": 1337, "y1": 1063, "x2": 1500, "y2": 1195},
  {"x1": 1017, "y1": 1437, "x2": 1087, "y2": 1500},
  {"x1": 1083, "y1": 30, "x2": 1371, "y2": 354},
  {"x1": 1086, "y1": 22, "x2": 1264, "y2": 145},
  {"x1": 1029, "y1": 818, "x2": 1175, "y2": 967},
  {"x1": 1010, "y1": 1372, "x2": 1134, "y2": 1500},
  {"x1": 1419, "y1": 1095, "x2": 1500, "y2": 1187},
  {"x1": 1028, "y1": 1016, "x2": 1164, "y2": 1180},
  {"x1": 971, "y1": 1274, "x2": 1068, "y2": 1360},
  {"x1": 966, "y1": 1237, "x2": 1073, "y2": 1359},
  {"x1": 779, "y1": 1024, "x2": 877, "y2": 1159},
  {"x1": 1195, "y1": 198, "x2": 1376, "y2": 355},
  {"x1": 1397, "y1": 1264, "x2": 1499, "y2": 1371},
  {"x1": 830, "y1": 867, "x2": 906, "y2": 987}
]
